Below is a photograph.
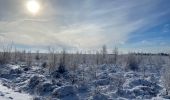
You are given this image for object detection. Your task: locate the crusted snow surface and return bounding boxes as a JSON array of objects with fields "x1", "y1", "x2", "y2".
[{"x1": 0, "y1": 62, "x2": 169, "y2": 100}]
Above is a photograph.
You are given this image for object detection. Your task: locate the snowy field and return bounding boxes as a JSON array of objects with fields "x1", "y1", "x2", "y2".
[
  {"x1": 0, "y1": 81, "x2": 32, "y2": 100},
  {"x1": 0, "y1": 0, "x2": 170, "y2": 99},
  {"x1": 0, "y1": 53, "x2": 170, "y2": 100}
]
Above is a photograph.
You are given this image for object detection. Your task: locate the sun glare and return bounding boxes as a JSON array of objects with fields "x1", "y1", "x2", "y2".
[{"x1": 26, "y1": 0, "x2": 40, "y2": 15}]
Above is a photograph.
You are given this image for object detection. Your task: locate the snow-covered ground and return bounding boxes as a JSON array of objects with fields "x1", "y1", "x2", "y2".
[
  {"x1": 0, "y1": 81, "x2": 32, "y2": 100},
  {"x1": 0, "y1": 55, "x2": 170, "y2": 100}
]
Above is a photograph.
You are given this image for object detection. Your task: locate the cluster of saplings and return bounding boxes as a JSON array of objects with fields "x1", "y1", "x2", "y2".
[
  {"x1": 0, "y1": 44, "x2": 170, "y2": 95},
  {"x1": 0, "y1": 45, "x2": 119, "y2": 73},
  {"x1": 0, "y1": 44, "x2": 169, "y2": 72}
]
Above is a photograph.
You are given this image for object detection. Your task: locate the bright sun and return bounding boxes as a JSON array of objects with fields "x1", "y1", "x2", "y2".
[{"x1": 26, "y1": 0, "x2": 40, "y2": 15}]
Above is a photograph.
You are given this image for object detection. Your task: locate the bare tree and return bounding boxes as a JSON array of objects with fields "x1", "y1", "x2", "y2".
[
  {"x1": 26, "y1": 51, "x2": 32, "y2": 67},
  {"x1": 101, "y1": 45, "x2": 107, "y2": 64},
  {"x1": 13, "y1": 47, "x2": 18, "y2": 64},
  {"x1": 113, "y1": 47, "x2": 118, "y2": 65},
  {"x1": 58, "y1": 49, "x2": 67, "y2": 73},
  {"x1": 19, "y1": 50, "x2": 26, "y2": 62},
  {"x1": 95, "y1": 51, "x2": 100, "y2": 65},
  {"x1": 35, "y1": 50, "x2": 40, "y2": 61},
  {"x1": 82, "y1": 52, "x2": 87, "y2": 64},
  {"x1": 0, "y1": 43, "x2": 13, "y2": 64},
  {"x1": 48, "y1": 47, "x2": 57, "y2": 74},
  {"x1": 137, "y1": 55, "x2": 145, "y2": 78}
]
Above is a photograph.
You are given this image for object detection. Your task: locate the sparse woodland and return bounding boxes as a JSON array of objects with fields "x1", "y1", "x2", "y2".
[{"x1": 0, "y1": 44, "x2": 170, "y2": 100}]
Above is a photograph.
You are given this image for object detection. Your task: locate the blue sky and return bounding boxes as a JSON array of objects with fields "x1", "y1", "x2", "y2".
[{"x1": 0, "y1": 0, "x2": 170, "y2": 53}]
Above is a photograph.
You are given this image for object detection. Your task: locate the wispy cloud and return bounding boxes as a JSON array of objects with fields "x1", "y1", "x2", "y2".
[{"x1": 0, "y1": 0, "x2": 170, "y2": 52}]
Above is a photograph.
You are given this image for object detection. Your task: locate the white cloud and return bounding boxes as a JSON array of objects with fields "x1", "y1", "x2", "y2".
[{"x1": 0, "y1": 0, "x2": 170, "y2": 51}]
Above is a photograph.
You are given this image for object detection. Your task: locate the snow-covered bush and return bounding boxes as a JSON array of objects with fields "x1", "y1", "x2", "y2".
[
  {"x1": 125, "y1": 54, "x2": 139, "y2": 71},
  {"x1": 26, "y1": 75, "x2": 45, "y2": 93},
  {"x1": 10, "y1": 68, "x2": 22, "y2": 75},
  {"x1": 36, "y1": 82, "x2": 54, "y2": 95},
  {"x1": 18, "y1": 50, "x2": 26, "y2": 62},
  {"x1": 48, "y1": 48, "x2": 67, "y2": 74},
  {"x1": 111, "y1": 74, "x2": 125, "y2": 92},
  {"x1": 162, "y1": 65, "x2": 170, "y2": 95},
  {"x1": 57, "y1": 49, "x2": 67, "y2": 74},
  {"x1": 35, "y1": 50, "x2": 40, "y2": 61},
  {"x1": 52, "y1": 85, "x2": 78, "y2": 99},
  {"x1": 128, "y1": 79, "x2": 153, "y2": 87},
  {"x1": 47, "y1": 47, "x2": 59, "y2": 74},
  {"x1": 41, "y1": 62, "x2": 47, "y2": 68}
]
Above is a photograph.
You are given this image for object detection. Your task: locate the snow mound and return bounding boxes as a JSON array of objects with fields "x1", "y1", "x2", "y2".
[
  {"x1": 52, "y1": 85, "x2": 79, "y2": 100},
  {"x1": 36, "y1": 82, "x2": 55, "y2": 96},
  {"x1": 23, "y1": 75, "x2": 45, "y2": 94},
  {"x1": 93, "y1": 93, "x2": 109, "y2": 100},
  {"x1": 77, "y1": 83, "x2": 90, "y2": 93}
]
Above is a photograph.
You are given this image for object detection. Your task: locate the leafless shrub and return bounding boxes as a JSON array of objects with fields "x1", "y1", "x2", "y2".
[
  {"x1": 12, "y1": 48, "x2": 18, "y2": 64},
  {"x1": 162, "y1": 64, "x2": 170, "y2": 95},
  {"x1": 138, "y1": 55, "x2": 146, "y2": 78},
  {"x1": 155, "y1": 56, "x2": 165, "y2": 74},
  {"x1": 26, "y1": 51, "x2": 32, "y2": 67},
  {"x1": 41, "y1": 62, "x2": 47, "y2": 68},
  {"x1": 19, "y1": 50, "x2": 26, "y2": 62},
  {"x1": 125, "y1": 53, "x2": 140, "y2": 71},
  {"x1": 111, "y1": 74, "x2": 125, "y2": 92},
  {"x1": 101, "y1": 45, "x2": 107, "y2": 64},
  {"x1": 95, "y1": 51, "x2": 101, "y2": 65},
  {"x1": 113, "y1": 47, "x2": 118, "y2": 65},
  {"x1": 58, "y1": 49, "x2": 67, "y2": 73},
  {"x1": 0, "y1": 43, "x2": 13, "y2": 64},
  {"x1": 47, "y1": 47, "x2": 67, "y2": 74},
  {"x1": 35, "y1": 50, "x2": 40, "y2": 61},
  {"x1": 82, "y1": 53, "x2": 87, "y2": 64},
  {"x1": 148, "y1": 55, "x2": 164, "y2": 74},
  {"x1": 69, "y1": 51, "x2": 79, "y2": 72},
  {"x1": 90, "y1": 65, "x2": 98, "y2": 80},
  {"x1": 148, "y1": 55, "x2": 154, "y2": 67},
  {"x1": 48, "y1": 47, "x2": 58, "y2": 74}
]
